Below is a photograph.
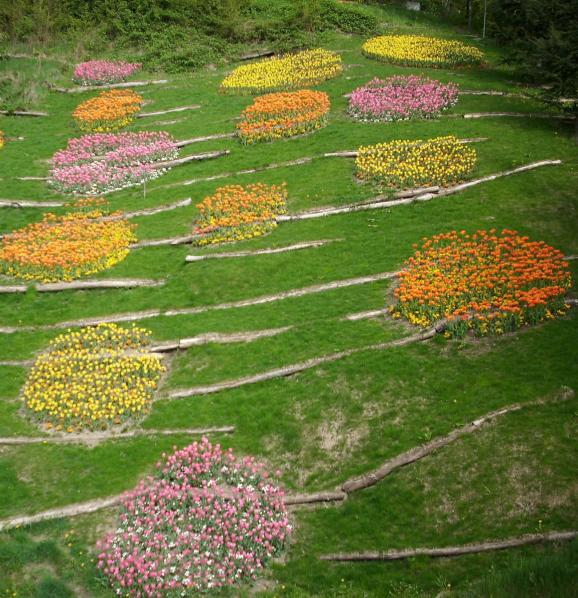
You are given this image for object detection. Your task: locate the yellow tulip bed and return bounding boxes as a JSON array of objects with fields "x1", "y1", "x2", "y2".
[
  {"x1": 362, "y1": 35, "x2": 484, "y2": 68},
  {"x1": 237, "y1": 90, "x2": 331, "y2": 144},
  {"x1": 0, "y1": 210, "x2": 137, "y2": 283},
  {"x1": 355, "y1": 135, "x2": 477, "y2": 188},
  {"x1": 22, "y1": 324, "x2": 166, "y2": 432},
  {"x1": 220, "y1": 49, "x2": 342, "y2": 94},
  {"x1": 72, "y1": 89, "x2": 144, "y2": 132},
  {"x1": 193, "y1": 183, "x2": 288, "y2": 245}
]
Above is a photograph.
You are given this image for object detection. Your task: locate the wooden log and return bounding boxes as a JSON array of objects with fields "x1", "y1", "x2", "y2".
[
  {"x1": 130, "y1": 234, "x2": 203, "y2": 248},
  {"x1": 447, "y1": 112, "x2": 572, "y2": 120},
  {"x1": 185, "y1": 239, "x2": 339, "y2": 262},
  {"x1": 239, "y1": 49, "x2": 275, "y2": 61},
  {"x1": 0, "y1": 270, "x2": 400, "y2": 333},
  {"x1": 168, "y1": 324, "x2": 438, "y2": 399},
  {"x1": 176, "y1": 133, "x2": 236, "y2": 146},
  {"x1": 0, "y1": 279, "x2": 165, "y2": 294},
  {"x1": 0, "y1": 426, "x2": 235, "y2": 446},
  {"x1": 0, "y1": 199, "x2": 64, "y2": 208},
  {"x1": 137, "y1": 105, "x2": 201, "y2": 118},
  {"x1": 100, "y1": 198, "x2": 192, "y2": 221},
  {"x1": 0, "y1": 110, "x2": 48, "y2": 117},
  {"x1": 284, "y1": 491, "x2": 347, "y2": 506},
  {"x1": 51, "y1": 79, "x2": 169, "y2": 93},
  {"x1": 153, "y1": 150, "x2": 230, "y2": 169},
  {"x1": 14, "y1": 176, "x2": 47, "y2": 181},
  {"x1": 319, "y1": 531, "x2": 578, "y2": 562},
  {"x1": 323, "y1": 150, "x2": 359, "y2": 158},
  {"x1": 343, "y1": 309, "x2": 388, "y2": 321},
  {"x1": 340, "y1": 388, "x2": 572, "y2": 494}
]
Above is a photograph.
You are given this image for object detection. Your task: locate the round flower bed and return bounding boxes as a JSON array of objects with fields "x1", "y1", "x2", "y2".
[
  {"x1": 0, "y1": 210, "x2": 136, "y2": 282},
  {"x1": 22, "y1": 323, "x2": 165, "y2": 432},
  {"x1": 220, "y1": 49, "x2": 342, "y2": 94},
  {"x1": 193, "y1": 183, "x2": 288, "y2": 245},
  {"x1": 73, "y1": 60, "x2": 141, "y2": 86},
  {"x1": 72, "y1": 89, "x2": 144, "y2": 132},
  {"x1": 362, "y1": 35, "x2": 483, "y2": 68},
  {"x1": 97, "y1": 437, "x2": 291, "y2": 595},
  {"x1": 237, "y1": 90, "x2": 330, "y2": 144},
  {"x1": 48, "y1": 131, "x2": 178, "y2": 195},
  {"x1": 391, "y1": 229, "x2": 572, "y2": 337},
  {"x1": 355, "y1": 135, "x2": 477, "y2": 189},
  {"x1": 348, "y1": 76, "x2": 458, "y2": 122}
]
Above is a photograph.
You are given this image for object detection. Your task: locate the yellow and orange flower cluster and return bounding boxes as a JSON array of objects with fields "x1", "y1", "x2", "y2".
[
  {"x1": 22, "y1": 324, "x2": 165, "y2": 432},
  {"x1": 193, "y1": 183, "x2": 288, "y2": 245},
  {"x1": 72, "y1": 89, "x2": 144, "y2": 132},
  {"x1": 220, "y1": 49, "x2": 342, "y2": 94},
  {"x1": 0, "y1": 210, "x2": 136, "y2": 282},
  {"x1": 237, "y1": 90, "x2": 330, "y2": 144},
  {"x1": 356, "y1": 135, "x2": 477, "y2": 188},
  {"x1": 391, "y1": 229, "x2": 572, "y2": 337}
]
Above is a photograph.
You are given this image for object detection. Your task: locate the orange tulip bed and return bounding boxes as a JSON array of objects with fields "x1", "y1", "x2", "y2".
[
  {"x1": 193, "y1": 183, "x2": 288, "y2": 245},
  {"x1": 237, "y1": 90, "x2": 331, "y2": 144},
  {"x1": 0, "y1": 210, "x2": 137, "y2": 282},
  {"x1": 72, "y1": 89, "x2": 144, "y2": 132},
  {"x1": 391, "y1": 229, "x2": 572, "y2": 337}
]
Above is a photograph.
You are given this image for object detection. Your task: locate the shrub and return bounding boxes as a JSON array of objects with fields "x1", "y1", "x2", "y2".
[
  {"x1": 193, "y1": 183, "x2": 288, "y2": 245},
  {"x1": 220, "y1": 48, "x2": 342, "y2": 94},
  {"x1": 48, "y1": 131, "x2": 178, "y2": 195},
  {"x1": 391, "y1": 229, "x2": 572, "y2": 337},
  {"x1": 348, "y1": 76, "x2": 458, "y2": 122},
  {"x1": 355, "y1": 135, "x2": 477, "y2": 188},
  {"x1": 97, "y1": 437, "x2": 291, "y2": 595},
  {"x1": 72, "y1": 89, "x2": 143, "y2": 132},
  {"x1": 0, "y1": 209, "x2": 136, "y2": 282},
  {"x1": 237, "y1": 89, "x2": 330, "y2": 143},
  {"x1": 73, "y1": 60, "x2": 141, "y2": 85},
  {"x1": 362, "y1": 35, "x2": 484, "y2": 68},
  {"x1": 22, "y1": 323, "x2": 165, "y2": 432}
]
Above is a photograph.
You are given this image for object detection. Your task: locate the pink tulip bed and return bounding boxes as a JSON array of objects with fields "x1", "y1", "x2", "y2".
[
  {"x1": 48, "y1": 131, "x2": 178, "y2": 195},
  {"x1": 348, "y1": 76, "x2": 459, "y2": 122},
  {"x1": 96, "y1": 437, "x2": 291, "y2": 596},
  {"x1": 73, "y1": 60, "x2": 142, "y2": 86}
]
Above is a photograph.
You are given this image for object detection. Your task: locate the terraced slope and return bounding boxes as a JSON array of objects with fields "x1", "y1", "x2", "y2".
[{"x1": 0, "y1": 11, "x2": 577, "y2": 598}]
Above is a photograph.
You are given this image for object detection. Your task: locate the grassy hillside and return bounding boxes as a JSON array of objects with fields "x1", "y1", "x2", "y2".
[{"x1": 0, "y1": 3, "x2": 576, "y2": 597}]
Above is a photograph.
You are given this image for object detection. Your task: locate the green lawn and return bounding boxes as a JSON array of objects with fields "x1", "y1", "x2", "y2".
[{"x1": 0, "y1": 5, "x2": 577, "y2": 597}]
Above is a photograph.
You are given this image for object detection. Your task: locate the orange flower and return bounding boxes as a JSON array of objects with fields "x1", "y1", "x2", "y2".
[{"x1": 72, "y1": 89, "x2": 143, "y2": 132}]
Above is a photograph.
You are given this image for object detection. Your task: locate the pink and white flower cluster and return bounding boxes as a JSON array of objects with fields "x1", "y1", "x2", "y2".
[
  {"x1": 49, "y1": 132, "x2": 178, "y2": 195},
  {"x1": 97, "y1": 437, "x2": 291, "y2": 596},
  {"x1": 73, "y1": 61, "x2": 141, "y2": 86},
  {"x1": 348, "y1": 76, "x2": 459, "y2": 122}
]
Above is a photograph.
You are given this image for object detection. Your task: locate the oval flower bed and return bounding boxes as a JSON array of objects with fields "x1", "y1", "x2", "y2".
[
  {"x1": 362, "y1": 35, "x2": 483, "y2": 68},
  {"x1": 193, "y1": 183, "x2": 288, "y2": 245},
  {"x1": 97, "y1": 437, "x2": 291, "y2": 595},
  {"x1": 73, "y1": 60, "x2": 141, "y2": 86},
  {"x1": 0, "y1": 210, "x2": 136, "y2": 282},
  {"x1": 72, "y1": 89, "x2": 144, "y2": 132},
  {"x1": 48, "y1": 131, "x2": 178, "y2": 195},
  {"x1": 237, "y1": 90, "x2": 330, "y2": 144},
  {"x1": 391, "y1": 229, "x2": 572, "y2": 338},
  {"x1": 22, "y1": 323, "x2": 165, "y2": 432},
  {"x1": 348, "y1": 76, "x2": 458, "y2": 122},
  {"x1": 355, "y1": 135, "x2": 477, "y2": 188},
  {"x1": 220, "y1": 49, "x2": 342, "y2": 94}
]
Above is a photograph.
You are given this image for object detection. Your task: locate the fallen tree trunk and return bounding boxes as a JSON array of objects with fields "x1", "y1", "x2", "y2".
[
  {"x1": 0, "y1": 279, "x2": 165, "y2": 294},
  {"x1": 130, "y1": 234, "x2": 203, "y2": 248},
  {"x1": 319, "y1": 531, "x2": 578, "y2": 562},
  {"x1": 153, "y1": 150, "x2": 230, "y2": 169},
  {"x1": 137, "y1": 105, "x2": 201, "y2": 118},
  {"x1": 185, "y1": 239, "x2": 339, "y2": 262},
  {"x1": 0, "y1": 199, "x2": 64, "y2": 208},
  {"x1": 341, "y1": 388, "x2": 573, "y2": 494},
  {"x1": 0, "y1": 110, "x2": 48, "y2": 117},
  {"x1": 51, "y1": 79, "x2": 169, "y2": 93},
  {"x1": 449, "y1": 112, "x2": 572, "y2": 120},
  {"x1": 0, "y1": 426, "x2": 235, "y2": 446},
  {"x1": 343, "y1": 309, "x2": 388, "y2": 321},
  {"x1": 101, "y1": 198, "x2": 192, "y2": 221},
  {"x1": 169, "y1": 324, "x2": 440, "y2": 399},
  {"x1": 239, "y1": 49, "x2": 274, "y2": 60},
  {"x1": 0, "y1": 270, "x2": 400, "y2": 333},
  {"x1": 176, "y1": 133, "x2": 236, "y2": 146},
  {"x1": 284, "y1": 491, "x2": 347, "y2": 506}
]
